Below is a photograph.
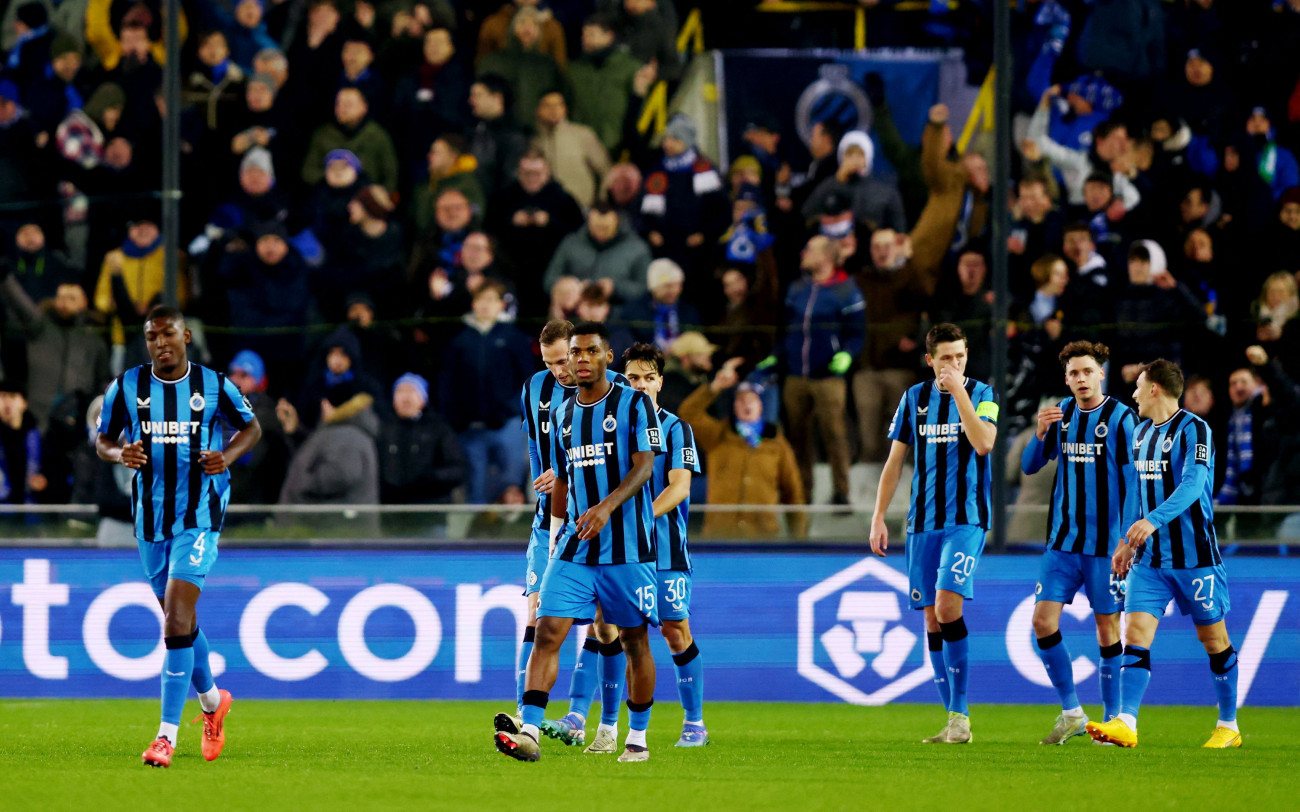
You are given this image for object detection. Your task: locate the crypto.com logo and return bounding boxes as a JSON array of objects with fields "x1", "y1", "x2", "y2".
[{"x1": 798, "y1": 558, "x2": 934, "y2": 704}]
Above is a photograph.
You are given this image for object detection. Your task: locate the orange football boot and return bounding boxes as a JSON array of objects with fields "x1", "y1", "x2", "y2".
[
  {"x1": 193, "y1": 689, "x2": 233, "y2": 761},
  {"x1": 142, "y1": 736, "x2": 174, "y2": 767}
]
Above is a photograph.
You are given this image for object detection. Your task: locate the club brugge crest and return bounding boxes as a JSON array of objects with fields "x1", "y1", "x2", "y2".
[
  {"x1": 795, "y1": 63, "x2": 873, "y2": 148},
  {"x1": 1162, "y1": 437, "x2": 1174, "y2": 453},
  {"x1": 603, "y1": 415, "x2": 618, "y2": 432},
  {"x1": 1095, "y1": 423, "x2": 1108, "y2": 438},
  {"x1": 189, "y1": 392, "x2": 206, "y2": 411}
]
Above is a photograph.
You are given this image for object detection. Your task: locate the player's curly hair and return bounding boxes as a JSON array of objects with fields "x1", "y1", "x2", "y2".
[
  {"x1": 622, "y1": 342, "x2": 665, "y2": 375},
  {"x1": 1058, "y1": 340, "x2": 1109, "y2": 368}
]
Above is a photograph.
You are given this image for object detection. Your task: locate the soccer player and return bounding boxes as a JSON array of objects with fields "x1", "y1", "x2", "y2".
[
  {"x1": 1087, "y1": 360, "x2": 1241, "y2": 749},
  {"x1": 622, "y1": 343, "x2": 707, "y2": 747},
  {"x1": 869, "y1": 323, "x2": 997, "y2": 745},
  {"x1": 495, "y1": 322, "x2": 663, "y2": 763},
  {"x1": 95, "y1": 307, "x2": 262, "y2": 767},
  {"x1": 508, "y1": 319, "x2": 627, "y2": 748},
  {"x1": 1021, "y1": 341, "x2": 1138, "y2": 744}
]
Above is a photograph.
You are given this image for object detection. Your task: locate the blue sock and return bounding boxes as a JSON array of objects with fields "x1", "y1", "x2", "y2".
[
  {"x1": 627, "y1": 699, "x2": 653, "y2": 731},
  {"x1": 1099, "y1": 643, "x2": 1123, "y2": 721},
  {"x1": 1119, "y1": 645, "x2": 1152, "y2": 723},
  {"x1": 161, "y1": 635, "x2": 195, "y2": 727},
  {"x1": 190, "y1": 627, "x2": 214, "y2": 694},
  {"x1": 940, "y1": 619, "x2": 970, "y2": 716},
  {"x1": 672, "y1": 642, "x2": 704, "y2": 723},
  {"x1": 599, "y1": 640, "x2": 626, "y2": 726},
  {"x1": 521, "y1": 690, "x2": 548, "y2": 730},
  {"x1": 1035, "y1": 630, "x2": 1079, "y2": 711},
  {"x1": 567, "y1": 637, "x2": 600, "y2": 719},
  {"x1": 1209, "y1": 646, "x2": 1238, "y2": 723},
  {"x1": 516, "y1": 627, "x2": 535, "y2": 712},
  {"x1": 927, "y1": 632, "x2": 950, "y2": 709}
]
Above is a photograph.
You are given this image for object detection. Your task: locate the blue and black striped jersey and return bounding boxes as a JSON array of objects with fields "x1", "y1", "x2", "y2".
[
  {"x1": 97, "y1": 363, "x2": 257, "y2": 542},
  {"x1": 653, "y1": 407, "x2": 701, "y2": 572},
  {"x1": 521, "y1": 369, "x2": 627, "y2": 530},
  {"x1": 549, "y1": 383, "x2": 663, "y2": 565},
  {"x1": 887, "y1": 378, "x2": 999, "y2": 533},
  {"x1": 1131, "y1": 409, "x2": 1220, "y2": 569},
  {"x1": 1022, "y1": 396, "x2": 1139, "y2": 557}
]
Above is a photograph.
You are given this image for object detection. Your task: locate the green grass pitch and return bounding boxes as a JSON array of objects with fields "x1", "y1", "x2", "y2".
[{"x1": 1, "y1": 700, "x2": 1293, "y2": 810}]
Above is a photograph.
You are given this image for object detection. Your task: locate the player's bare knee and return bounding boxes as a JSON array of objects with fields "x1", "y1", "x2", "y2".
[
  {"x1": 1031, "y1": 606, "x2": 1059, "y2": 638},
  {"x1": 661, "y1": 620, "x2": 691, "y2": 653},
  {"x1": 934, "y1": 594, "x2": 964, "y2": 625},
  {"x1": 922, "y1": 606, "x2": 941, "y2": 634},
  {"x1": 591, "y1": 621, "x2": 619, "y2": 644},
  {"x1": 618, "y1": 624, "x2": 650, "y2": 657},
  {"x1": 533, "y1": 617, "x2": 569, "y2": 651},
  {"x1": 1095, "y1": 613, "x2": 1122, "y2": 647},
  {"x1": 1195, "y1": 622, "x2": 1230, "y2": 653}
]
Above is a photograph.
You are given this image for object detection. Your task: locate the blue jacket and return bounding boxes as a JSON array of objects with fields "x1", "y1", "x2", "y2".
[{"x1": 779, "y1": 271, "x2": 866, "y2": 379}]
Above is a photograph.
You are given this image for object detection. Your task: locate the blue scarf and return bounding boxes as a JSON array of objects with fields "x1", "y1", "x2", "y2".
[
  {"x1": 663, "y1": 148, "x2": 698, "y2": 173},
  {"x1": 324, "y1": 369, "x2": 354, "y2": 387},
  {"x1": 121, "y1": 234, "x2": 163, "y2": 258},
  {"x1": 6, "y1": 25, "x2": 48, "y2": 69},
  {"x1": 653, "y1": 302, "x2": 678, "y2": 351},
  {"x1": 45, "y1": 63, "x2": 85, "y2": 111},
  {"x1": 737, "y1": 419, "x2": 764, "y2": 448},
  {"x1": 1220, "y1": 399, "x2": 1256, "y2": 505}
]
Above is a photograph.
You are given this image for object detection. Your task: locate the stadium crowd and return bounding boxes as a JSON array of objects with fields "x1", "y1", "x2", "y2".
[{"x1": 0, "y1": 0, "x2": 1298, "y2": 534}]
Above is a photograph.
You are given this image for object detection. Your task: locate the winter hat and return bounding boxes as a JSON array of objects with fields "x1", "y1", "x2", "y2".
[
  {"x1": 325, "y1": 326, "x2": 363, "y2": 363},
  {"x1": 0, "y1": 79, "x2": 19, "y2": 105},
  {"x1": 837, "y1": 130, "x2": 875, "y2": 176},
  {"x1": 646, "y1": 258, "x2": 684, "y2": 290},
  {"x1": 345, "y1": 290, "x2": 375, "y2": 311},
  {"x1": 1280, "y1": 187, "x2": 1300, "y2": 209},
  {"x1": 51, "y1": 31, "x2": 80, "y2": 59},
  {"x1": 665, "y1": 113, "x2": 697, "y2": 149},
  {"x1": 16, "y1": 2, "x2": 48, "y2": 29},
  {"x1": 228, "y1": 350, "x2": 267, "y2": 386},
  {"x1": 84, "y1": 82, "x2": 125, "y2": 122},
  {"x1": 1138, "y1": 239, "x2": 1168, "y2": 277},
  {"x1": 325, "y1": 148, "x2": 362, "y2": 172},
  {"x1": 240, "y1": 146, "x2": 275, "y2": 184},
  {"x1": 729, "y1": 155, "x2": 762, "y2": 183},
  {"x1": 393, "y1": 373, "x2": 429, "y2": 405}
]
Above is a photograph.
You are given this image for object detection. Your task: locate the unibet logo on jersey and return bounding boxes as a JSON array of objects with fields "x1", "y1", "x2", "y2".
[
  {"x1": 141, "y1": 420, "x2": 202, "y2": 444},
  {"x1": 567, "y1": 442, "x2": 616, "y2": 468}
]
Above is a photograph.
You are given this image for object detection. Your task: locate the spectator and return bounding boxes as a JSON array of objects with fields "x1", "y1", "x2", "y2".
[
  {"x1": 391, "y1": 27, "x2": 471, "y2": 176},
  {"x1": 0, "y1": 80, "x2": 42, "y2": 216},
  {"x1": 802, "y1": 130, "x2": 907, "y2": 233},
  {"x1": 301, "y1": 87, "x2": 399, "y2": 193},
  {"x1": 438, "y1": 281, "x2": 532, "y2": 505},
  {"x1": 620, "y1": 258, "x2": 701, "y2": 352},
  {"x1": 1059, "y1": 221, "x2": 1115, "y2": 342},
  {"x1": 548, "y1": 275, "x2": 582, "y2": 321},
  {"x1": 718, "y1": 259, "x2": 781, "y2": 369},
  {"x1": 317, "y1": 184, "x2": 404, "y2": 319},
  {"x1": 789, "y1": 118, "x2": 842, "y2": 215},
  {"x1": 225, "y1": 350, "x2": 298, "y2": 505},
  {"x1": 657, "y1": 330, "x2": 714, "y2": 414},
  {"x1": 477, "y1": 6, "x2": 570, "y2": 130},
  {"x1": 603, "y1": 0, "x2": 680, "y2": 82},
  {"x1": 198, "y1": 148, "x2": 319, "y2": 269},
  {"x1": 678, "y1": 363, "x2": 805, "y2": 538},
  {"x1": 572, "y1": 282, "x2": 634, "y2": 357},
  {"x1": 1270, "y1": 187, "x2": 1300, "y2": 271},
  {"x1": 223, "y1": 0, "x2": 278, "y2": 72},
  {"x1": 935, "y1": 248, "x2": 994, "y2": 383},
  {"x1": 20, "y1": 31, "x2": 89, "y2": 138},
  {"x1": 379, "y1": 372, "x2": 464, "y2": 505},
  {"x1": 183, "y1": 29, "x2": 244, "y2": 132},
  {"x1": 338, "y1": 29, "x2": 386, "y2": 119},
  {"x1": 1221, "y1": 349, "x2": 1300, "y2": 536},
  {"x1": 279, "y1": 383, "x2": 382, "y2": 530},
  {"x1": 1074, "y1": 0, "x2": 1165, "y2": 82},
  {"x1": 1253, "y1": 271, "x2": 1300, "y2": 371},
  {"x1": 1244, "y1": 106, "x2": 1300, "y2": 201},
  {"x1": 1169, "y1": 47, "x2": 1234, "y2": 140},
  {"x1": 477, "y1": 0, "x2": 567, "y2": 70},
  {"x1": 412, "y1": 134, "x2": 486, "y2": 233},
  {"x1": 216, "y1": 223, "x2": 316, "y2": 391},
  {"x1": 0, "y1": 381, "x2": 44, "y2": 504},
  {"x1": 641, "y1": 113, "x2": 730, "y2": 288},
  {"x1": 307, "y1": 149, "x2": 367, "y2": 260},
  {"x1": 296, "y1": 325, "x2": 384, "y2": 430},
  {"x1": 92, "y1": 212, "x2": 180, "y2": 350},
  {"x1": 226, "y1": 73, "x2": 301, "y2": 186},
  {"x1": 532, "y1": 91, "x2": 611, "y2": 209},
  {"x1": 337, "y1": 291, "x2": 405, "y2": 388},
  {"x1": 568, "y1": 11, "x2": 647, "y2": 155},
  {"x1": 409, "y1": 186, "x2": 477, "y2": 294},
  {"x1": 776, "y1": 235, "x2": 865, "y2": 505},
  {"x1": 544, "y1": 201, "x2": 652, "y2": 306},
  {"x1": 1027, "y1": 86, "x2": 1140, "y2": 209},
  {"x1": 482, "y1": 150, "x2": 581, "y2": 316},
  {"x1": 1, "y1": 222, "x2": 79, "y2": 303},
  {"x1": 468, "y1": 73, "x2": 528, "y2": 196},
  {"x1": 1112, "y1": 239, "x2": 1207, "y2": 384},
  {"x1": 4, "y1": 3, "x2": 55, "y2": 83},
  {"x1": 0, "y1": 272, "x2": 108, "y2": 432}
]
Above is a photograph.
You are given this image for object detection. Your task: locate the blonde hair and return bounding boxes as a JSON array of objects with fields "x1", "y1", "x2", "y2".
[{"x1": 1260, "y1": 271, "x2": 1298, "y2": 308}]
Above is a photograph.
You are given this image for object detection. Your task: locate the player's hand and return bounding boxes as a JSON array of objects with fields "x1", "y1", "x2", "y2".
[
  {"x1": 1035, "y1": 406, "x2": 1064, "y2": 441},
  {"x1": 533, "y1": 468, "x2": 557, "y2": 494},
  {"x1": 575, "y1": 503, "x2": 612, "y2": 541},
  {"x1": 1111, "y1": 541, "x2": 1136, "y2": 578},
  {"x1": 1125, "y1": 518, "x2": 1156, "y2": 547},
  {"x1": 869, "y1": 516, "x2": 888, "y2": 557},
  {"x1": 937, "y1": 366, "x2": 964, "y2": 396},
  {"x1": 199, "y1": 450, "x2": 228, "y2": 474},
  {"x1": 120, "y1": 440, "x2": 148, "y2": 469}
]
